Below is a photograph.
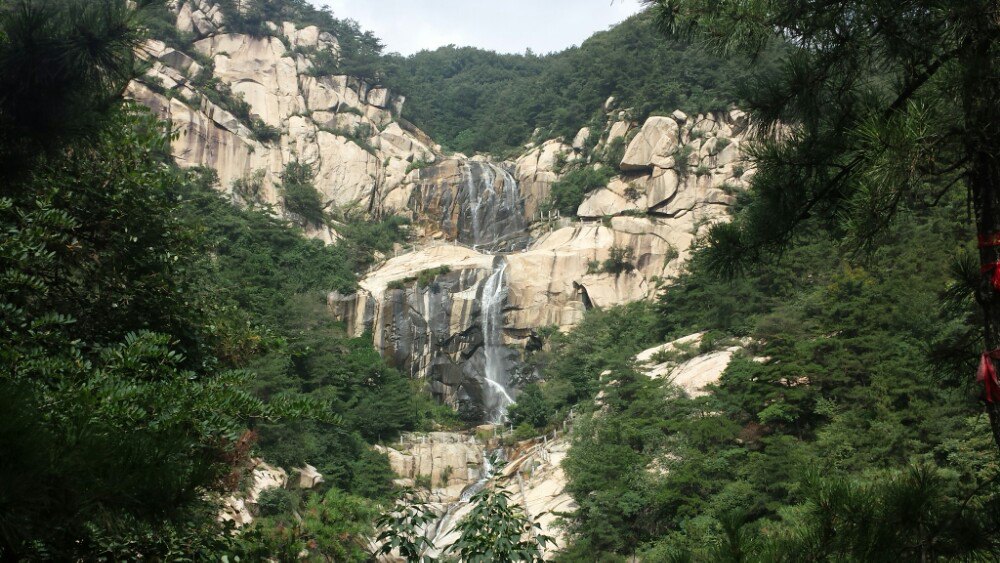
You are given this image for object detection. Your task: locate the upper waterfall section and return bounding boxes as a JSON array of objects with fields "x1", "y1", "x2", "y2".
[{"x1": 404, "y1": 158, "x2": 531, "y2": 253}]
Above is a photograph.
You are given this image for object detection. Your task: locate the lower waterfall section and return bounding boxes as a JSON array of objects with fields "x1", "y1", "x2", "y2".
[
  {"x1": 331, "y1": 254, "x2": 521, "y2": 424},
  {"x1": 479, "y1": 258, "x2": 515, "y2": 423}
]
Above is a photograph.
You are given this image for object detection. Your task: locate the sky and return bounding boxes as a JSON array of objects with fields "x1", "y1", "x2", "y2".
[{"x1": 318, "y1": 0, "x2": 646, "y2": 56}]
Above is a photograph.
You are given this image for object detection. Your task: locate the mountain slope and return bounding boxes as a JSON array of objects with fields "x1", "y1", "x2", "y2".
[{"x1": 386, "y1": 11, "x2": 750, "y2": 155}]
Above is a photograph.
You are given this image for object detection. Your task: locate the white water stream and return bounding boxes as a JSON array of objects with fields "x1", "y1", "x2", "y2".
[
  {"x1": 426, "y1": 448, "x2": 506, "y2": 552},
  {"x1": 481, "y1": 261, "x2": 515, "y2": 423}
]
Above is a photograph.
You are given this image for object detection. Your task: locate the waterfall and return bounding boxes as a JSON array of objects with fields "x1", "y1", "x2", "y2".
[
  {"x1": 480, "y1": 260, "x2": 515, "y2": 423},
  {"x1": 462, "y1": 162, "x2": 528, "y2": 251},
  {"x1": 425, "y1": 447, "x2": 507, "y2": 553}
]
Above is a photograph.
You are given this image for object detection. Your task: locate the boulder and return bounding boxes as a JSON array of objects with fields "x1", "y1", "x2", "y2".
[
  {"x1": 376, "y1": 432, "x2": 485, "y2": 495},
  {"x1": 606, "y1": 120, "x2": 631, "y2": 144},
  {"x1": 620, "y1": 116, "x2": 680, "y2": 171},
  {"x1": 577, "y1": 178, "x2": 645, "y2": 218},
  {"x1": 572, "y1": 127, "x2": 591, "y2": 151},
  {"x1": 367, "y1": 87, "x2": 391, "y2": 109},
  {"x1": 641, "y1": 167, "x2": 681, "y2": 210},
  {"x1": 294, "y1": 464, "x2": 324, "y2": 489},
  {"x1": 515, "y1": 139, "x2": 571, "y2": 219}
]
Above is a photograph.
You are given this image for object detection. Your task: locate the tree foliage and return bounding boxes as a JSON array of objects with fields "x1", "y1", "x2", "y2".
[
  {"x1": 555, "y1": 195, "x2": 1000, "y2": 559},
  {"x1": 449, "y1": 485, "x2": 553, "y2": 562},
  {"x1": 385, "y1": 11, "x2": 753, "y2": 155}
]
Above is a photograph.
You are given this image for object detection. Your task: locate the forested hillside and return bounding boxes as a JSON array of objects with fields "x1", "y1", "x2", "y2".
[
  {"x1": 0, "y1": 1, "x2": 444, "y2": 558},
  {"x1": 4, "y1": 0, "x2": 999, "y2": 560},
  {"x1": 531, "y1": 197, "x2": 1000, "y2": 561},
  {"x1": 386, "y1": 12, "x2": 749, "y2": 156},
  {"x1": 514, "y1": 0, "x2": 1000, "y2": 560}
]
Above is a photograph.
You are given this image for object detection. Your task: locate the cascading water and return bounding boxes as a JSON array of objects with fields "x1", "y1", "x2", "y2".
[
  {"x1": 462, "y1": 162, "x2": 528, "y2": 252},
  {"x1": 426, "y1": 448, "x2": 506, "y2": 551},
  {"x1": 480, "y1": 260, "x2": 515, "y2": 423}
]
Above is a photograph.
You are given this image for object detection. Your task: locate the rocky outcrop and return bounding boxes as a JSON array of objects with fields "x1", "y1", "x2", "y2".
[
  {"x1": 515, "y1": 139, "x2": 572, "y2": 220},
  {"x1": 329, "y1": 246, "x2": 514, "y2": 409},
  {"x1": 375, "y1": 432, "x2": 486, "y2": 501},
  {"x1": 219, "y1": 460, "x2": 323, "y2": 527},
  {"x1": 336, "y1": 109, "x2": 751, "y2": 408},
  {"x1": 404, "y1": 435, "x2": 575, "y2": 560},
  {"x1": 496, "y1": 437, "x2": 575, "y2": 556},
  {"x1": 579, "y1": 110, "x2": 749, "y2": 220},
  {"x1": 398, "y1": 159, "x2": 530, "y2": 251},
  {"x1": 620, "y1": 115, "x2": 681, "y2": 171},
  {"x1": 131, "y1": 5, "x2": 436, "y2": 242},
  {"x1": 635, "y1": 332, "x2": 741, "y2": 397}
]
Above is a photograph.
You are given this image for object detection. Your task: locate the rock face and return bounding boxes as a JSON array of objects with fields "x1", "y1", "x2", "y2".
[
  {"x1": 219, "y1": 459, "x2": 323, "y2": 527},
  {"x1": 635, "y1": 332, "x2": 741, "y2": 397},
  {"x1": 130, "y1": 4, "x2": 435, "y2": 243},
  {"x1": 140, "y1": 1, "x2": 755, "y2": 422},
  {"x1": 334, "y1": 107, "x2": 751, "y2": 414},
  {"x1": 401, "y1": 159, "x2": 530, "y2": 251},
  {"x1": 515, "y1": 139, "x2": 572, "y2": 220},
  {"x1": 375, "y1": 432, "x2": 486, "y2": 501},
  {"x1": 403, "y1": 435, "x2": 575, "y2": 560},
  {"x1": 329, "y1": 246, "x2": 516, "y2": 410},
  {"x1": 620, "y1": 115, "x2": 680, "y2": 171}
]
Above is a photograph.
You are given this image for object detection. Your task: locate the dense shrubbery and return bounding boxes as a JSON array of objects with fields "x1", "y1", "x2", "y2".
[
  {"x1": 543, "y1": 165, "x2": 616, "y2": 216},
  {"x1": 551, "y1": 195, "x2": 1000, "y2": 559},
  {"x1": 280, "y1": 160, "x2": 326, "y2": 226},
  {"x1": 523, "y1": 302, "x2": 662, "y2": 431}
]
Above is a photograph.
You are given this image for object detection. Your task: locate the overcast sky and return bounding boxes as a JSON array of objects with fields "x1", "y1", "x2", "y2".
[{"x1": 317, "y1": 0, "x2": 646, "y2": 56}]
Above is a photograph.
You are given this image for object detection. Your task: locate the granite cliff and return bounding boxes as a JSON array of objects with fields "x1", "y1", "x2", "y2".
[{"x1": 136, "y1": 0, "x2": 752, "y2": 419}]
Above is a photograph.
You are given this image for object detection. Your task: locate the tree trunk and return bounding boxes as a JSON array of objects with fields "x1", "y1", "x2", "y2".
[{"x1": 966, "y1": 34, "x2": 1000, "y2": 455}]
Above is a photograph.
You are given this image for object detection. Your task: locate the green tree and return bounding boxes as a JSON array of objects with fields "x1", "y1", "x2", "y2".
[
  {"x1": 0, "y1": 1, "x2": 307, "y2": 557},
  {"x1": 374, "y1": 494, "x2": 439, "y2": 562},
  {"x1": 0, "y1": 105, "x2": 281, "y2": 559},
  {"x1": 449, "y1": 486, "x2": 552, "y2": 562},
  {"x1": 0, "y1": 0, "x2": 142, "y2": 179},
  {"x1": 384, "y1": 12, "x2": 750, "y2": 155},
  {"x1": 240, "y1": 487, "x2": 378, "y2": 562},
  {"x1": 280, "y1": 160, "x2": 327, "y2": 227},
  {"x1": 644, "y1": 0, "x2": 1000, "y2": 450},
  {"x1": 508, "y1": 383, "x2": 555, "y2": 429}
]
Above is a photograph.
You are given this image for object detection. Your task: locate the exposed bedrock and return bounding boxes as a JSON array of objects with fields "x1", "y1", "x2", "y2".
[
  {"x1": 401, "y1": 159, "x2": 530, "y2": 252},
  {"x1": 330, "y1": 250, "x2": 518, "y2": 414}
]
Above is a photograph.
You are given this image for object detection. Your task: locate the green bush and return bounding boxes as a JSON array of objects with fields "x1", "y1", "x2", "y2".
[
  {"x1": 405, "y1": 159, "x2": 432, "y2": 174},
  {"x1": 256, "y1": 487, "x2": 297, "y2": 517},
  {"x1": 414, "y1": 475, "x2": 433, "y2": 490},
  {"x1": 546, "y1": 166, "x2": 616, "y2": 216},
  {"x1": 280, "y1": 161, "x2": 326, "y2": 226},
  {"x1": 512, "y1": 422, "x2": 538, "y2": 442},
  {"x1": 508, "y1": 383, "x2": 555, "y2": 429},
  {"x1": 674, "y1": 145, "x2": 695, "y2": 177},
  {"x1": 604, "y1": 136, "x2": 628, "y2": 171},
  {"x1": 416, "y1": 265, "x2": 451, "y2": 287},
  {"x1": 602, "y1": 245, "x2": 635, "y2": 275},
  {"x1": 251, "y1": 118, "x2": 282, "y2": 144}
]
